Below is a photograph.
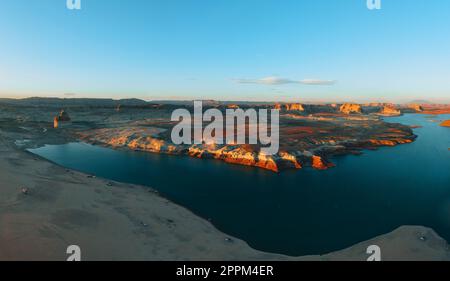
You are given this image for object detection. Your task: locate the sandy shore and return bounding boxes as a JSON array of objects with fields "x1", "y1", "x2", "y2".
[{"x1": 0, "y1": 133, "x2": 449, "y2": 261}]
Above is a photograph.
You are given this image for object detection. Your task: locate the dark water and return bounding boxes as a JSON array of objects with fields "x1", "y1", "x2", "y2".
[{"x1": 29, "y1": 114, "x2": 450, "y2": 256}]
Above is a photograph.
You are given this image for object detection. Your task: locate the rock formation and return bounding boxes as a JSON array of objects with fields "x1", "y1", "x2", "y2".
[
  {"x1": 227, "y1": 104, "x2": 240, "y2": 109},
  {"x1": 74, "y1": 102, "x2": 417, "y2": 173},
  {"x1": 407, "y1": 104, "x2": 424, "y2": 112},
  {"x1": 284, "y1": 103, "x2": 305, "y2": 112},
  {"x1": 57, "y1": 110, "x2": 71, "y2": 121},
  {"x1": 440, "y1": 120, "x2": 450, "y2": 127},
  {"x1": 53, "y1": 110, "x2": 71, "y2": 128},
  {"x1": 378, "y1": 104, "x2": 401, "y2": 116},
  {"x1": 274, "y1": 103, "x2": 305, "y2": 112},
  {"x1": 340, "y1": 103, "x2": 362, "y2": 114},
  {"x1": 78, "y1": 115, "x2": 416, "y2": 173}
]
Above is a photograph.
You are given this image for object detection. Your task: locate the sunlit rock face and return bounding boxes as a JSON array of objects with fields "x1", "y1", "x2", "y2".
[
  {"x1": 53, "y1": 110, "x2": 71, "y2": 128},
  {"x1": 279, "y1": 151, "x2": 302, "y2": 169},
  {"x1": 78, "y1": 117, "x2": 416, "y2": 173},
  {"x1": 440, "y1": 120, "x2": 450, "y2": 127},
  {"x1": 285, "y1": 103, "x2": 305, "y2": 112},
  {"x1": 340, "y1": 103, "x2": 362, "y2": 114},
  {"x1": 367, "y1": 139, "x2": 413, "y2": 146},
  {"x1": 274, "y1": 103, "x2": 305, "y2": 112},
  {"x1": 407, "y1": 104, "x2": 424, "y2": 112},
  {"x1": 53, "y1": 117, "x2": 59, "y2": 129},
  {"x1": 73, "y1": 102, "x2": 418, "y2": 173},
  {"x1": 378, "y1": 104, "x2": 402, "y2": 116},
  {"x1": 311, "y1": 155, "x2": 334, "y2": 170},
  {"x1": 77, "y1": 128, "x2": 329, "y2": 173}
]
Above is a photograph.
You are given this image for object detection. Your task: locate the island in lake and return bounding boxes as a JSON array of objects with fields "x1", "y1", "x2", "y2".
[{"x1": 2, "y1": 98, "x2": 429, "y2": 173}]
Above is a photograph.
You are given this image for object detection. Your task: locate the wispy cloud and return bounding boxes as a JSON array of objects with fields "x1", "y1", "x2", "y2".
[
  {"x1": 299, "y1": 79, "x2": 336, "y2": 85},
  {"x1": 234, "y1": 76, "x2": 336, "y2": 86}
]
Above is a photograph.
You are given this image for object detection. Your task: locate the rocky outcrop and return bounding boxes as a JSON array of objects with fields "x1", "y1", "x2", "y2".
[
  {"x1": 53, "y1": 110, "x2": 71, "y2": 128},
  {"x1": 420, "y1": 105, "x2": 450, "y2": 115},
  {"x1": 79, "y1": 125, "x2": 416, "y2": 173},
  {"x1": 285, "y1": 103, "x2": 305, "y2": 112},
  {"x1": 378, "y1": 104, "x2": 401, "y2": 116},
  {"x1": 57, "y1": 110, "x2": 71, "y2": 121},
  {"x1": 367, "y1": 138, "x2": 414, "y2": 146},
  {"x1": 274, "y1": 103, "x2": 305, "y2": 112},
  {"x1": 311, "y1": 155, "x2": 334, "y2": 170},
  {"x1": 340, "y1": 103, "x2": 362, "y2": 114},
  {"x1": 440, "y1": 120, "x2": 450, "y2": 127},
  {"x1": 227, "y1": 104, "x2": 240, "y2": 109},
  {"x1": 75, "y1": 105, "x2": 417, "y2": 173},
  {"x1": 407, "y1": 104, "x2": 424, "y2": 112},
  {"x1": 78, "y1": 128, "x2": 340, "y2": 173}
]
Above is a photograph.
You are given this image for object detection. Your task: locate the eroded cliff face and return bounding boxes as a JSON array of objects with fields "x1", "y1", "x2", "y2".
[
  {"x1": 340, "y1": 103, "x2": 362, "y2": 114},
  {"x1": 77, "y1": 128, "x2": 338, "y2": 172},
  {"x1": 378, "y1": 104, "x2": 402, "y2": 116},
  {"x1": 285, "y1": 103, "x2": 305, "y2": 112},
  {"x1": 53, "y1": 109, "x2": 72, "y2": 129},
  {"x1": 274, "y1": 103, "x2": 305, "y2": 112},
  {"x1": 407, "y1": 104, "x2": 424, "y2": 112},
  {"x1": 71, "y1": 102, "x2": 417, "y2": 173},
  {"x1": 311, "y1": 155, "x2": 334, "y2": 170},
  {"x1": 78, "y1": 118, "x2": 416, "y2": 173}
]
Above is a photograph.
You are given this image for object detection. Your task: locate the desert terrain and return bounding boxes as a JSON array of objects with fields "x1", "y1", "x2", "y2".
[
  {"x1": 1, "y1": 98, "x2": 421, "y2": 173},
  {"x1": 0, "y1": 98, "x2": 449, "y2": 260}
]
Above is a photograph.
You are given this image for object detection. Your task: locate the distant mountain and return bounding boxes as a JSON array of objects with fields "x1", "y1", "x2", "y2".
[
  {"x1": 150, "y1": 100, "x2": 276, "y2": 106},
  {"x1": 408, "y1": 99, "x2": 434, "y2": 105},
  {"x1": 0, "y1": 97, "x2": 148, "y2": 107}
]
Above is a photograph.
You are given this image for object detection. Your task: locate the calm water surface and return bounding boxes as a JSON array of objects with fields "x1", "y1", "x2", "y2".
[{"x1": 29, "y1": 114, "x2": 450, "y2": 256}]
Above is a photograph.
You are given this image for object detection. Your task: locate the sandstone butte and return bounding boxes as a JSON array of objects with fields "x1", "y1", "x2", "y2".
[
  {"x1": 440, "y1": 120, "x2": 450, "y2": 127},
  {"x1": 407, "y1": 104, "x2": 424, "y2": 112},
  {"x1": 284, "y1": 103, "x2": 305, "y2": 111},
  {"x1": 53, "y1": 109, "x2": 71, "y2": 129},
  {"x1": 274, "y1": 103, "x2": 305, "y2": 112},
  {"x1": 420, "y1": 105, "x2": 450, "y2": 115},
  {"x1": 78, "y1": 128, "x2": 332, "y2": 173},
  {"x1": 339, "y1": 103, "x2": 362, "y2": 114},
  {"x1": 378, "y1": 104, "x2": 401, "y2": 116},
  {"x1": 77, "y1": 124, "x2": 415, "y2": 173}
]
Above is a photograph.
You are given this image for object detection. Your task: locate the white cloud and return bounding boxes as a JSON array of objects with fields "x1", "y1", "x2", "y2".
[
  {"x1": 299, "y1": 79, "x2": 336, "y2": 85},
  {"x1": 235, "y1": 76, "x2": 336, "y2": 86}
]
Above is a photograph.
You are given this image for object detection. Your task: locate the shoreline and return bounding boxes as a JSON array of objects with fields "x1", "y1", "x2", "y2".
[
  {"x1": 1, "y1": 135, "x2": 449, "y2": 260},
  {"x1": 76, "y1": 119, "x2": 416, "y2": 173},
  {"x1": 1, "y1": 103, "x2": 449, "y2": 260}
]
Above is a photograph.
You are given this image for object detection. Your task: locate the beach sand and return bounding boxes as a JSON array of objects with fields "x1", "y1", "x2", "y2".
[{"x1": 0, "y1": 132, "x2": 449, "y2": 261}]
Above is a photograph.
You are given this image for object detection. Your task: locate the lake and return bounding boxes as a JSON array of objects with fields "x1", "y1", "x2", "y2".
[{"x1": 29, "y1": 114, "x2": 450, "y2": 256}]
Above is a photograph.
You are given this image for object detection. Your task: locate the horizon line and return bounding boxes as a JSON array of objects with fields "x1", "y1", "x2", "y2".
[{"x1": 1, "y1": 96, "x2": 450, "y2": 105}]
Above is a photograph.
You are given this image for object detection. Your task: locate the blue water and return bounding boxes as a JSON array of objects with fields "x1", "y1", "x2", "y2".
[{"x1": 29, "y1": 114, "x2": 450, "y2": 256}]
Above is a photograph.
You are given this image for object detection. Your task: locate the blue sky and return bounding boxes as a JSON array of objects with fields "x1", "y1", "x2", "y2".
[{"x1": 1, "y1": 0, "x2": 449, "y2": 102}]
